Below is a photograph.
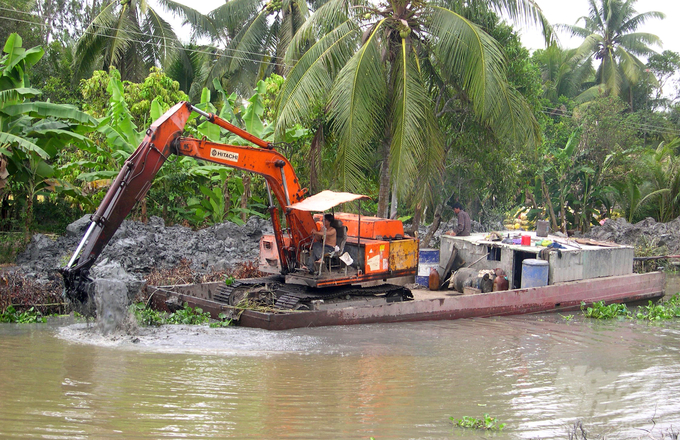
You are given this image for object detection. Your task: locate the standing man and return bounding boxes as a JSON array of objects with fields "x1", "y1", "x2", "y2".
[{"x1": 448, "y1": 202, "x2": 471, "y2": 236}]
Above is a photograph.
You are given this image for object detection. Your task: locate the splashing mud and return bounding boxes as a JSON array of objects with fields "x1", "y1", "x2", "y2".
[
  {"x1": 57, "y1": 323, "x2": 324, "y2": 355},
  {"x1": 93, "y1": 278, "x2": 135, "y2": 335}
]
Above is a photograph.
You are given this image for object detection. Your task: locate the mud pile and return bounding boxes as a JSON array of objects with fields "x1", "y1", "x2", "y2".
[
  {"x1": 585, "y1": 216, "x2": 680, "y2": 254},
  {"x1": 17, "y1": 215, "x2": 274, "y2": 285}
]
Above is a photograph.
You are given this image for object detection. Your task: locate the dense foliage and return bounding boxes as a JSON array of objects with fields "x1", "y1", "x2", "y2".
[{"x1": 0, "y1": 0, "x2": 679, "y2": 250}]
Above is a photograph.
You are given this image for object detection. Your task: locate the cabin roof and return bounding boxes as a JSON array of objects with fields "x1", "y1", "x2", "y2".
[{"x1": 288, "y1": 190, "x2": 370, "y2": 212}]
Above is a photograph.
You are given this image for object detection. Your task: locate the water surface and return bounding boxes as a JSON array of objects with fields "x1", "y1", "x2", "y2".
[{"x1": 2, "y1": 311, "x2": 680, "y2": 439}]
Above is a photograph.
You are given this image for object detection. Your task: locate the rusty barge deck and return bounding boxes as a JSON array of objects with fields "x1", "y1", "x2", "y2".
[{"x1": 148, "y1": 271, "x2": 665, "y2": 330}]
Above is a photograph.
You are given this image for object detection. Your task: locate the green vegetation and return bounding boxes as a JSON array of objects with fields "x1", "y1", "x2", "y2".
[
  {"x1": 581, "y1": 294, "x2": 680, "y2": 320},
  {"x1": 636, "y1": 294, "x2": 680, "y2": 320},
  {"x1": 452, "y1": 414, "x2": 506, "y2": 431},
  {"x1": 0, "y1": 0, "x2": 679, "y2": 264},
  {"x1": 130, "y1": 302, "x2": 224, "y2": 327},
  {"x1": 209, "y1": 312, "x2": 233, "y2": 328},
  {"x1": 0, "y1": 305, "x2": 47, "y2": 323},
  {"x1": 581, "y1": 301, "x2": 631, "y2": 319},
  {"x1": 0, "y1": 233, "x2": 28, "y2": 264}
]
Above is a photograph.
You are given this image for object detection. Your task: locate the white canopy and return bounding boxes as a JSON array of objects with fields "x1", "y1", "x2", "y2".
[{"x1": 287, "y1": 190, "x2": 370, "y2": 212}]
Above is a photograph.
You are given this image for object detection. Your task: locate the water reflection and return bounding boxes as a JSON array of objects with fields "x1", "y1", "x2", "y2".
[{"x1": 1, "y1": 313, "x2": 680, "y2": 439}]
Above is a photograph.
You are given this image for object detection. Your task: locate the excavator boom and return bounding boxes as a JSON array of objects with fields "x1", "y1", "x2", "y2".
[{"x1": 61, "y1": 102, "x2": 314, "y2": 304}]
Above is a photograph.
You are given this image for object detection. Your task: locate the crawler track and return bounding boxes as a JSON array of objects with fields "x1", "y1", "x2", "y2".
[{"x1": 214, "y1": 277, "x2": 412, "y2": 310}]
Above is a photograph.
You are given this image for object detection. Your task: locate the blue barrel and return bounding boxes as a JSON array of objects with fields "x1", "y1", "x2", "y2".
[
  {"x1": 521, "y1": 258, "x2": 549, "y2": 288},
  {"x1": 416, "y1": 249, "x2": 440, "y2": 286}
]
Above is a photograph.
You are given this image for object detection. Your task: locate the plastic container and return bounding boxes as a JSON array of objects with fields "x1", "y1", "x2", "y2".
[
  {"x1": 428, "y1": 267, "x2": 440, "y2": 291},
  {"x1": 521, "y1": 258, "x2": 549, "y2": 288},
  {"x1": 416, "y1": 249, "x2": 439, "y2": 286},
  {"x1": 536, "y1": 220, "x2": 549, "y2": 237},
  {"x1": 521, "y1": 235, "x2": 531, "y2": 246}
]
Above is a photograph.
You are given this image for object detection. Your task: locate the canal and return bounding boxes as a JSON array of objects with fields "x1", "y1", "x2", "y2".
[{"x1": 2, "y1": 305, "x2": 680, "y2": 439}]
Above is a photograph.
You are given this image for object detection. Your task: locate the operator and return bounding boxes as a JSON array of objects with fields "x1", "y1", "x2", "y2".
[
  {"x1": 447, "y1": 202, "x2": 471, "y2": 236},
  {"x1": 308, "y1": 213, "x2": 337, "y2": 270}
]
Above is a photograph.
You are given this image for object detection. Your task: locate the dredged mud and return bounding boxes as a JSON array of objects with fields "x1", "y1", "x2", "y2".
[
  {"x1": 15, "y1": 214, "x2": 273, "y2": 301},
  {"x1": 585, "y1": 216, "x2": 680, "y2": 253}
]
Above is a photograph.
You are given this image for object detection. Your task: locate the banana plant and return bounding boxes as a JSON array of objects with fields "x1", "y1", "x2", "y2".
[{"x1": 0, "y1": 33, "x2": 96, "y2": 233}]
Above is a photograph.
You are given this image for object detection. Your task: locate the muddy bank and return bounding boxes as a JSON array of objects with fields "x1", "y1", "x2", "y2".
[
  {"x1": 9, "y1": 215, "x2": 273, "y2": 307},
  {"x1": 17, "y1": 215, "x2": 272, "y2": 276}
]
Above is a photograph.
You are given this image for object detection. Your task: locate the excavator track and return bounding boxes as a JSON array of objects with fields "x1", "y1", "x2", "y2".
[{"x1": 213, "y1": 276, "x2": 412, "y2": 310}]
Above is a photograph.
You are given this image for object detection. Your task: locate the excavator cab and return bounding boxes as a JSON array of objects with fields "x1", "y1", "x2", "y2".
[{"x1": 256, "y1": 190, "x2": 419, "y2": 289}]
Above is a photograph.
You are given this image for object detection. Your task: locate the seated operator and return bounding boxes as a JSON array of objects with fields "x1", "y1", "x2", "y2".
[{"x1": 308, "y1": 213, "x2": 337, "y2": 271}]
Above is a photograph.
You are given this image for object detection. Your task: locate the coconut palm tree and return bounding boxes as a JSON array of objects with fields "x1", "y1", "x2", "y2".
[
  {"x1": 73, "y1": 0, "x2": 202, "y2": 82},
  {"x1": 183, "y1": 0, "x2": 311, "y2": 97},
  {"x1": 275, "y1": 0, "x2": 549, "y2": 216},
  {"x1": 561, "y1": 0, "x2": 664, "y2": 102},
  {"x1": 532, "y1": 43, "x2": 594, "y2": 104}
]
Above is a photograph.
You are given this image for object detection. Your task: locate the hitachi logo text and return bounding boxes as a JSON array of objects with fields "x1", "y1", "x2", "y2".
[{"x1": 210, "y1": 149, "x2": 239, "y2": 162}]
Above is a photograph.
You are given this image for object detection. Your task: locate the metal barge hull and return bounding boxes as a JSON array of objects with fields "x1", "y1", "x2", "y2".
[{"x1": 149, "y1": 271, "x2": 665, "y2": 330}]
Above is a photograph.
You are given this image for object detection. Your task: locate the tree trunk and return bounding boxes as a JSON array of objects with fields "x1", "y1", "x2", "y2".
[
  {"x1": 540, "y1": 175, "x2": 559, "y2": 232},
  {"x1": 241, "y1": 173, "x2": 251, "y2": 223},
  {"x1": 389, "y1": 181, "x2": 398, "y2": 219},
  {"x1": 309, "y1": 125, "x2": 323, "y2": 194},
  {"x1": 406, "y1": 201, "x2": 423, "y2": 237},
  {"x1": 377, "y1": 139, "x2": 390, "y2": 218},
  {"x1": 560, "y1": 195, "x2": 567, "y2": 234},
  {"x1": 223, "y1": 177, "x2": 231, "y2": 215},
  {"x1": 421, "y1": 203, "x2": 444, "y2": 248},
  {"x1": 24, "y1": 192, "x2": 33, "y2": 239}
]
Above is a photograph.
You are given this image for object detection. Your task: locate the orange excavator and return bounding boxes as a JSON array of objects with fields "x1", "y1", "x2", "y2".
[{"x1": 61, "y1": 102, "x2": 418, "y2": 311}]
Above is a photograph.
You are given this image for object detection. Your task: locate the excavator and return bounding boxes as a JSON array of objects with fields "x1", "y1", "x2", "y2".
[{"x1": 60, "y1": 102, "x2": 418, "y2": 313}]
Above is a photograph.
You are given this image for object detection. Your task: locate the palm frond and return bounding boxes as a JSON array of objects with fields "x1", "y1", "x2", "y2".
[
  {"x1": 426, "y1": 7, "x2": 503, "y2": 120},
  {"x1": 285, "y1": 0, "x2": 352, "y2": 64},
  {"x1": 390, "y1": 42, "x2": 442, "y2": 197},
  {"x1": 328, "y1": 20, "x2": 387, "y2": 191},
  {"x1": 155, "y1": 0, "x2": 217, "y2": 39},
  {"x1": 226, "y1": 11, "x2": 270, "y2": 73},
  {"x1": 601, "y1": 51, "x2": 621, "y2": 96},
  {"x1": 483, "y1": 0, "x2": 554, "y2": 44},
  {"x1": 427, "y1": 6, "x2": 539, "y2": 146},
  {"x1": 208, "y1": 0, "x2": 263, "y2": 38},
  {"x1": 142, "y1": 7, "x2": 181, "y2": 66},
  {"x1": 73, "y1": 0, "x2": 120, "y2": 79},
  {"x1": 615, "y1": 46, "x2": 644, "y2": 85},
  {"x1": 275, "y1": 20, "x2": 358, "y2": 135},
  {"x1": 617, "y1": 33, "x2": 661, "y2": 55},
  {"x1": 619, "y1": 11, "x2": 665, "y2": 34}
]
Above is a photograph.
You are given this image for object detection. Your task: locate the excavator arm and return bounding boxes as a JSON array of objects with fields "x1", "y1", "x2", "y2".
[{"x1": 60, "y1": 101, "x2": 315, "y2": 305}]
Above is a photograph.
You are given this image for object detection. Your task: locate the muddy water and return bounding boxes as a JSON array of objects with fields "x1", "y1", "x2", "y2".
[{"x1": 2, "y1": 308, "x2": 680, "y2": 440}]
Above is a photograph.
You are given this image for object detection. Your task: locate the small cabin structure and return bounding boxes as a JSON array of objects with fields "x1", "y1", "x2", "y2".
[{"x1": 439, "y1": 232, "x2": 634, "y2": 290}]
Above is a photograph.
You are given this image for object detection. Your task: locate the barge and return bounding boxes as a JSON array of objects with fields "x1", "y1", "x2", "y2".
[{"x1": 148, "y1": 232, "x2": 665, "y2": 330}]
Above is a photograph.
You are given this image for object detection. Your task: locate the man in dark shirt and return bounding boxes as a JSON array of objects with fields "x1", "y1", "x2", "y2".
[{"x1": 448, "y1": 202, "x2": 471, "y2": 236}]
